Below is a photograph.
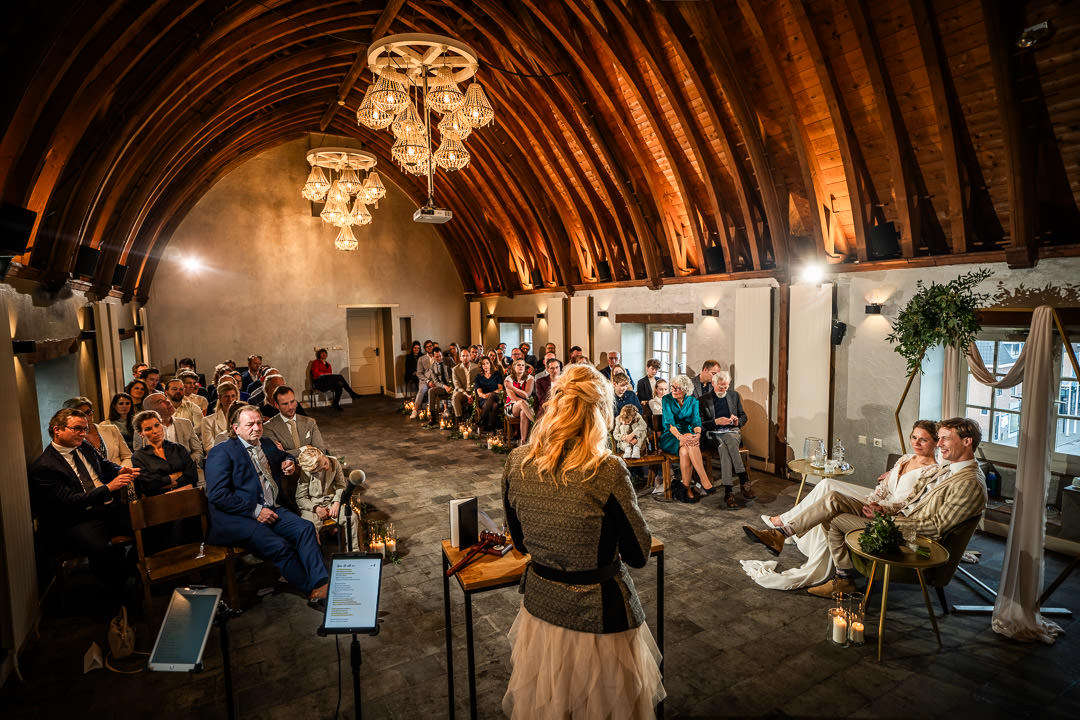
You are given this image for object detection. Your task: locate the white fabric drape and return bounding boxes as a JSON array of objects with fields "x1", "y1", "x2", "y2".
[
  {"x1": 942, "y1": 344, "x2": 961, "y2": 419},
  {"x1": 965, "y1": 306, "x2": 1063, "y2": 644}
]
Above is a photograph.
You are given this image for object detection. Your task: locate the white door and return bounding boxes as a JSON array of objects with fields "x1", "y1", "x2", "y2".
[{"x1": 346, "y1": 309, "x2": 383, "y2": 395}]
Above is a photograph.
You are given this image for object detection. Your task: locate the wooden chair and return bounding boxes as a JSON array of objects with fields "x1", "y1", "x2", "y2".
[
  {"x1": 503, "y1": 413, "x2": 522, "y2": 446},
  {"x1": 621, "y1": 428, "x2": 673, "y2": 499},
  {"x1": 303, "y1": 359, "x2": 334, "y2": 408},
  {"x1": 128, "y1": 487, "x2": 238, "y2": 628},
  {"x1": 849, "y1": 514, "x2": 983, "y2": 614}
]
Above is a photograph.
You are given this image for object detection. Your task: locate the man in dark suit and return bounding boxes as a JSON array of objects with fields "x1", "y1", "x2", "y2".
[
  {"x1": 699, "y1": 369, "x2": 754, "y2": 506},
  {"x1": 239, "y1": 354, "x2": 263, "y2": 392},
  {"x1": 636, "y1": 359, "x2": 661, "y2": 404},
  {"x1": 204, "y1": 405, "x2": 328, "y2": 604},
  {"x1": 29, "y1": 408, "x2": 139, "y2": 598}
]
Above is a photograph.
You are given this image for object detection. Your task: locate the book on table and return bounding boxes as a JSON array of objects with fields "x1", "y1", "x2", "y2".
[{"x1": 449, "y1": 497, "x2": 478, "y2": 548}]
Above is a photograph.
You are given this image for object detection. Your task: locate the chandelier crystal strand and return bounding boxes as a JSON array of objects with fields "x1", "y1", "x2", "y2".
[
  {"x1": 426, "y1": 65, "x2": 465, "y2": 115},
  {"x1": 356, "y1": 86, "x2": 393, "y2": 130},
  {"x1": 369, "y1": 70, "x2": 410, "y2": 115},
  {"x1": 433, "y1": 135, "x2": 470, "y2": 171},
  {"x1": 391, "y1": 99, "x2": 425, "y2": 140},
  {"x1": 462, "y1": 82, "x2": 494, "y2": 127},
  {"x1": 437, "y1": 107, "x2": 472, "y2": 141},
  {"x1": 302, "y1": 165, "x2": 330, "y2": 201},
  {"x1": 334, "y1": 225, "x2": 359, "y2": 251},
  {"x1": 351, "y1": 198, "x2": 373, "y2": 226}
]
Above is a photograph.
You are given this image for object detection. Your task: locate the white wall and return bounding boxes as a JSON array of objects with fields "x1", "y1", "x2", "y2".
[{"x1": 147, "y1": 137, "x2": 467, "y2": 396}]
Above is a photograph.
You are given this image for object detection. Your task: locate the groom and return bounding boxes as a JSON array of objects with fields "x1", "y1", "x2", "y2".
[{"x1": 743, "y1": 417, "x2": 987, "y2": 597}]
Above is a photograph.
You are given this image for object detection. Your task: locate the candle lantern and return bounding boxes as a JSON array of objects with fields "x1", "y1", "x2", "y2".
[
  {"x1": 385, "y1": 522, "x2": 397, "y2": 558},
  {"x1": 827, "y1": 607, "x2": 849, "y2": 647},
  {"x1": 846, "y1": 592, "x2": 865, "y2": 645}
]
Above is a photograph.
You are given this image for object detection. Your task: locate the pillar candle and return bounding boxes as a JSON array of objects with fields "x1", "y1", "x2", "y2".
[
  {"x1": 386, "y1": 539, "x2": 397, "y2": 555},
  {"x1": 850, "y1": 621, "x2": 864, "y2": 643},
  {"x1": 832, "y1": 614, "x2": 847, "y2": 644},
  {"x1": 371, "y1": 540, "x2": 385, "y2": 558}
]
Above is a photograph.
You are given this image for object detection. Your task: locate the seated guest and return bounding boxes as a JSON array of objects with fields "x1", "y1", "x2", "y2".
[
  {"x1": 240, "y1": 354, "x2": 263, "y2": 392},
  {"x1": 601, "y1": 351, "x2": 633, "y2": 385},
  {"x1": 295, "y1": 446, "x2": 357, "y2": 549},
  {"x1": 29, "y1": 409, "x2": 139, "y2": 605},
  {"x1": 178, "y1": 357, "x2": 207, "y2": 389},
  {"x1": 452, "y1": 349, "x2": 481, "y2": 422},
  {"x1": 508, "y1": 347, "x2": 531, "y2": 375},
  {"x1": 425, "y1": 349, "x2": 454, "y2": 422},
  {"x1": 612, "y1": 372, "x2": 643, "y2": 415},
  {"x1": 486, "y1": 349, "x2": 503, "y2": 374},
  {"x1": 637, "y1": 359, "x2": 661, "y2": 404},
  {"x1": 164, "y1": 378, "x2": 206, "y2": 440},
  {"x1": 475, "y1": 357, "x2": 504, "y2": 431},
  {"x1": 647, "y1": 379, "x2": 668, "y2": 417},
  {"x1": 410, "y1": 340, "x2": 435, "y2": 419},
  {"x1": 659, "y1": 375, "x2": 716, "y2": 502},
  {"x1": 139, "y1": 366, "x2": 161, "y2": 394},
  {"x1": 103, "y1": 392, "x2": 137, "y2": 446},
  {"x1": 497, "y1": 342, "x2": 510, "y2": 368},
  {"x1": 745, "y1": 421, "x2": 941, "y2": 591},
  {"x1": 264, "y1": 387, "x2": 327, "y2": 455},
  {"x1": 501, "y1": 363, "x2": 662, "y2": 719},
  {"x1": 205, "y1": 406, "x2": 328, "y2": 605},
  {"x1": 692, "y1": 360, "x2": 720, "y2": 398},
  {"x1": 744, "y1": 417, "x2": 987, "y2": 597},
  {"x1": 211, "y1": 402, "x2": 252, "y2": 447},
  {"x1": 404, "y1": 341, "x2": 423, "y2": 396},
  {"x1": 567, "y1": 345, "x2": 585, "y2": 364},
  {"x1": 178, "y1": 370, "x2": 209, "y2": 414},
  {"x1": 228, "y1": 371, "x2": 251, "y2": 401},
  {"x1": 125, "y1": 378, "x2": 149, "y2": 411},
  {"x1": 64, "y1": 397, "x2": 133, "y2": 468},
  {"x1": 615, "y1": 403, "x2": 648, "y2": 459},
  {"x1": 520, "y1": 342, "x2": 541, "y2": 372},
  {"x1": 131, "y1": 362, "x2": 148, "y2": 383},
  {"x1": 533, "y1": 357, "x2": 561, "y2": 418},
  {"x1": 446, "y1": 342, "x2": 461, "y2": 367},
  {"x1": 249, "y1": 371, "x2": 282, "y2": 413},
  {"x1": 700, "y1": 370, "x2": 754, "y2": 507},
  {"x1": 543, "y1": 342, "x2": 556, "y2": 363},
  {"x1": 131, "y1": 410, "x2": 198, "y2": 496},
  {"x1": 203, "y1": 381, "x2": 240, "y2": 450},
  {"x1": 137, "y1": 393, "x2": 204, "y2": 468},
  {"x1": 532, "y1": 352, "x2": 558, "y2": 381},
  {"x1": 504, "y1": 359, "x2": 535, "y2": 444}
]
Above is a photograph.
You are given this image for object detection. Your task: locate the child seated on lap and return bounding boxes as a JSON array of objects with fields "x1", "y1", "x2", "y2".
[{"x1": 615, "y1": 404, "x2": 648, "y2": 459}]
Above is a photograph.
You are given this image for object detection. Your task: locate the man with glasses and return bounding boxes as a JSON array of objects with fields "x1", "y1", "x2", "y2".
[{"x1": 29, "y1": 408, "x2": 140, "y2": 605}]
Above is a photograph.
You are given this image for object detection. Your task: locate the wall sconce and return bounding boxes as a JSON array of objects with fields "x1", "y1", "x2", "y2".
[
  {"x1": 535, "y1": 312, "x2": 546, "y2": 320},
  {"x1": 132, "y1": 324, "x2": 145, "y2": 332},
  {"x1": 486, "y1": 313, "x2": 495, "y2": 320},
  {"x1": 701, "y1": 308, "x2": 719, "y2": 318},
  {"x1": 12, "y1": 340, "x2": 36, "y2": 354},
  {"x1": 864, "y1": 303, "x2": 883, "y2": 315},
  {"x1": 596, "y1": 310, "x2": 609, "y2": 318},
  {"x1": 79, "y1": 329, "x2": 96, "y2": 340}
]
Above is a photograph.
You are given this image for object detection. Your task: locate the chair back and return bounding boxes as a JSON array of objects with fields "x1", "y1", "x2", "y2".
[
  {"x1": 305, "y1": 360, "x2": 316, "y2": 393},
  {"x1": 886, "y1": 453, "x2": 902, "y2": 473},
  {"x1": 925, "y1": 513, "x2": 982, "y2": 587},
  {"x1": 128, "y1": 487, "x2": 206, "y2": 532}
]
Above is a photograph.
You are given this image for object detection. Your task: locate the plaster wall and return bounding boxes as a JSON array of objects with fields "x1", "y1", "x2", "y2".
[{"x1": 146, "y1": 138, "x2": 467, "y2": 397}]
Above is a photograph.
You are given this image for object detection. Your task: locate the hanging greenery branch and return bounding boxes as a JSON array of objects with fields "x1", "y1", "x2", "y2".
[{"x1": 886, "y1": 268, "x2": 993, "y2": 374}]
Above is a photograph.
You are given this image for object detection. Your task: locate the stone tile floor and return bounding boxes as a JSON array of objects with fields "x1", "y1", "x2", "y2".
[{"x1": 4, "y1": 397, "x2": 1079, "y2": 718}]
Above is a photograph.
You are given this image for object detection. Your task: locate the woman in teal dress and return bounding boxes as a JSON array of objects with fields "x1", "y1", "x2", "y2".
[{"x1": 660, "y1": 375, "x2": 716, "y2": 502}]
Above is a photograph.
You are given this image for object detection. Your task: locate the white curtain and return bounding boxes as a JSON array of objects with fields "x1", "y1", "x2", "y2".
[{"x1": 964, "y1": 305, "x2": 1063, "y2": 644}]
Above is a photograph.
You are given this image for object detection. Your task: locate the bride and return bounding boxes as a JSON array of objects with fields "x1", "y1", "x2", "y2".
[{"x1": 741, "y1": 420, "x2": 939, "y2": 590}]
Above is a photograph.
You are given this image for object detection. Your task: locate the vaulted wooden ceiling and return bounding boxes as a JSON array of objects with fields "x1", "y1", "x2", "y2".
[{"x1": 2, "y1": 0, "x2": 1079, "y2": 301}]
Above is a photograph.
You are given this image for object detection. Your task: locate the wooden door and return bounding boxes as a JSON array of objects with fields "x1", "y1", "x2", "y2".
[{"x1": 346, "y1": 309, "x2": 383, "y2": 395}]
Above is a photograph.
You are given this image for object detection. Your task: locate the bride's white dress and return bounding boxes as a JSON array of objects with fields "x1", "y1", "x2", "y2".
[{"x1": 740, "y1": 455, "x2": 927, "y2": 590}]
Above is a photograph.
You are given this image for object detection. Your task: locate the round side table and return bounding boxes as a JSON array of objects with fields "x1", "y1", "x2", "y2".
[{"x1": 787, "y1": 458, "x2": 855, "y2": 504}]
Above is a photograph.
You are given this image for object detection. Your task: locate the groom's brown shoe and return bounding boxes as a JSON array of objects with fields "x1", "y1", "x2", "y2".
[
  {"x1": 807, "y1": 577, "x2": 857, "y2": 598},
  {"x1": 742, "y1": 525, "x2": 786, "y2": 556}
]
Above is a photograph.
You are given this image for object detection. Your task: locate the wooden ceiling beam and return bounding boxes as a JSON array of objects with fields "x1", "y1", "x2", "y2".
[{"x1": 317, "y1": 0, "x2": 408, "y2": 131}]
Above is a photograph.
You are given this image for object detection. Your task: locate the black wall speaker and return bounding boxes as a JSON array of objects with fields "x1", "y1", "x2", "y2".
[
  {"x1": 868, "y1": 221, "x2": 901, "y2": 260},
  {"x1": 596, "y1": 260, "x2": 612, "y2": 283},
  {"x1": 530, "y1": 267, "x2": 544, "y2": 288},
  {"x1": 73, "y1": 246, "x2": 100, "y2": 277},
  {"x1": 0, "y1": 204, "x2": 36, "y2": 256},
  {"x1": 112, "y1": 264, "x2": 127, "y2": 287},
  {"x1": 831, "y1": 319, "x2": 848, "y2": 345},
  {"x1": 703, "y1": 246, "x2": 726, "y2": 274}
]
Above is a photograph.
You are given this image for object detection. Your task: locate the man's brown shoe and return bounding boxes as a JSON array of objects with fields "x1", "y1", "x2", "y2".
[
  {"x1": 741, "y1": 481, "x2": 757, "y2": 499},
  {"x1": 807, "y1": 577, "x2": 857, "y2": 598},
  {"x1": 742, "y1": 525, "x2": 786, "y2": 556}
]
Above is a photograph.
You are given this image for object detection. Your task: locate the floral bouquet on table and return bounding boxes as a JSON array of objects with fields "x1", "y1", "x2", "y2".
[{"x1": 859, "y1": 512, "x2": 904, "y2": 556}]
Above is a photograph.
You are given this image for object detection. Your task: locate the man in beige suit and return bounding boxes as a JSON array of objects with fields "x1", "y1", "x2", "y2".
[
  {"x1": 263, "y1": 386, "x2": 328, "y2": 454},
  {"x1": 744, "y1": 417, "x2": 986, "y2": 597},
  {"x1": 451, "y1": 349, "x2": 481, "y2": 422}
]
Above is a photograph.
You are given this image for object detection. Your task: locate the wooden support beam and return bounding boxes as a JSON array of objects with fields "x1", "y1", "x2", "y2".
[
  {"x1": 318, "y1": 0, "x2": 407, "y2": 131},
  {"x1": 614, "y1": 313, "x2": 694, "y2": 325}
]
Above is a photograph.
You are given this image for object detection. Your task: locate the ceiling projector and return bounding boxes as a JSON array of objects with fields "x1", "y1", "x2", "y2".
[{"x1": 413, "y1": 206, "x2": 453, "y2": 224}]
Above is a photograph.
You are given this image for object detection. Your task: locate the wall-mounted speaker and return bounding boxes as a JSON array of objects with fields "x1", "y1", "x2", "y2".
[
  {"x1": 73, "y1": 246, "x2": 100, "y2": 277},
  {"x1": 596, "y1": 261, "x2": 612, "y2": 283},
  {"x1": 703, "y1": 246, "x2": 726, "y2": 274},
  {"x1": 112, "y1": 264, "x2": 127, "y2": 287},
  {"x1": 868, "y1": 221, "x2": 901, "y2": 260},
  {"x1": 530, "y1": 267, "x2": 544, "y2": 288},
  {"x1": 831, "y1": 319, "x2": 848, "y2": 345},
  {"x1": 0, "y1": 204, "x2": 36, "y2": 256}
]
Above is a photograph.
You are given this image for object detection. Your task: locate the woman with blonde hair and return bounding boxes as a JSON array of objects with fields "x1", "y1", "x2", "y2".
[
  {"x1": 502, "y1": 363, "x2": 663, "y2": 720},
  {"x1": 295, "y1": 446, "x2": 359, "y2": 549}
]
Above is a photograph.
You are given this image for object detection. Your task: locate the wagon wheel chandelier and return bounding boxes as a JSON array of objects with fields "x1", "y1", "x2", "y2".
[
  {"x1": 300, "y1": 148, "x2": 384, "y2": 251},
  {"x1": 357, "y1": 33, "x2": 494, "y2": 216}
]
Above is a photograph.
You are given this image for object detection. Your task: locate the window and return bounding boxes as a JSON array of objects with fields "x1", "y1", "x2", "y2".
[
  {"x1": 498, "y1": 322, "x2": 533, "y2": 350},
  {"x1": 961, "y1": 335, "x2": 1080, "y2": 458},
  {"x1": 522, "y1": 325, "x2": 533, "y2": 348},
  {"x1": 647, "y1": 325, "x2": 687, "y2": 379}
]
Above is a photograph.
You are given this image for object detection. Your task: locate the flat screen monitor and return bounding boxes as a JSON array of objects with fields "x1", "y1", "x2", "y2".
[
  {"x1": 320, "y1": 553, "x2": 384, "y2": 635},
  {"x1": 148, "y1": 587, "x2": 222, "y2": 672}
]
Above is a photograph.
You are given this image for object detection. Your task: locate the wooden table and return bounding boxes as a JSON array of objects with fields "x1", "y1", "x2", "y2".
[
  {"x1": 441, "y1": 537, "x2": 665, "y2": 720},
  {"x1": 788, "y1": 458, "x2": 855, "y2": 504},
  {"x1": 844, "y1": 530, "x2": 949, "y2": 661}
]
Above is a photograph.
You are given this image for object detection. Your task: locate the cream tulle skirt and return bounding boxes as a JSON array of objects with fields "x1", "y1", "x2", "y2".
[{"x1": 502, "y1": 605, "x2": 666, "y2": 720}]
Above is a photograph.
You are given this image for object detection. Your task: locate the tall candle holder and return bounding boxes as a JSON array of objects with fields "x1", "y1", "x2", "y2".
[
  {"x1": 828, "y1": 591, "x2": 850, "y2": 647},
  {"x1": 385, "y1": 522, "x2": 397, "y2": 559},
  {"x1": 846, "y1": 592, "x2": 865, "y2": 645}
]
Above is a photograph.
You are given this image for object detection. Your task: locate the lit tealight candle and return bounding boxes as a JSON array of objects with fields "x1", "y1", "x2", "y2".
[
  {"x1": 850, "y1": 621, "x2": 864, "y2": 643},
  {"x1": 386, "y1": 538, "x2": 397, "y2": 555}
]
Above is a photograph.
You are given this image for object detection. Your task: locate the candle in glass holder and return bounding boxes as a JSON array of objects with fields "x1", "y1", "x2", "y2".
[
  {"x1": 371, "y1": 539, "x2": 386, "y2": 558},
  {"x1": 386, "y1": 538, "x2": 397, "y2": 555},
  {"x1": 850, "y1": 621, "x2": 864, "y2": 643},
  {"x1": 827, "y1": 607, "x2": 848, "y2": 646}
]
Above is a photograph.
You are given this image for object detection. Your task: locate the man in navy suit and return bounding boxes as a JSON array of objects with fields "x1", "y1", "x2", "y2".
[
  {"x1": 29, "y1": 408, "x2": 139, "y2": 597},
  {"x1": 204, "y1": 405, "x2": 328, "y2": 604}
]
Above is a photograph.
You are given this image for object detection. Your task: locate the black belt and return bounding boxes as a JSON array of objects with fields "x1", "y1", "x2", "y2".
[{"x1": 529, "y1": 560, "x2": 622, "y2": 585}]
